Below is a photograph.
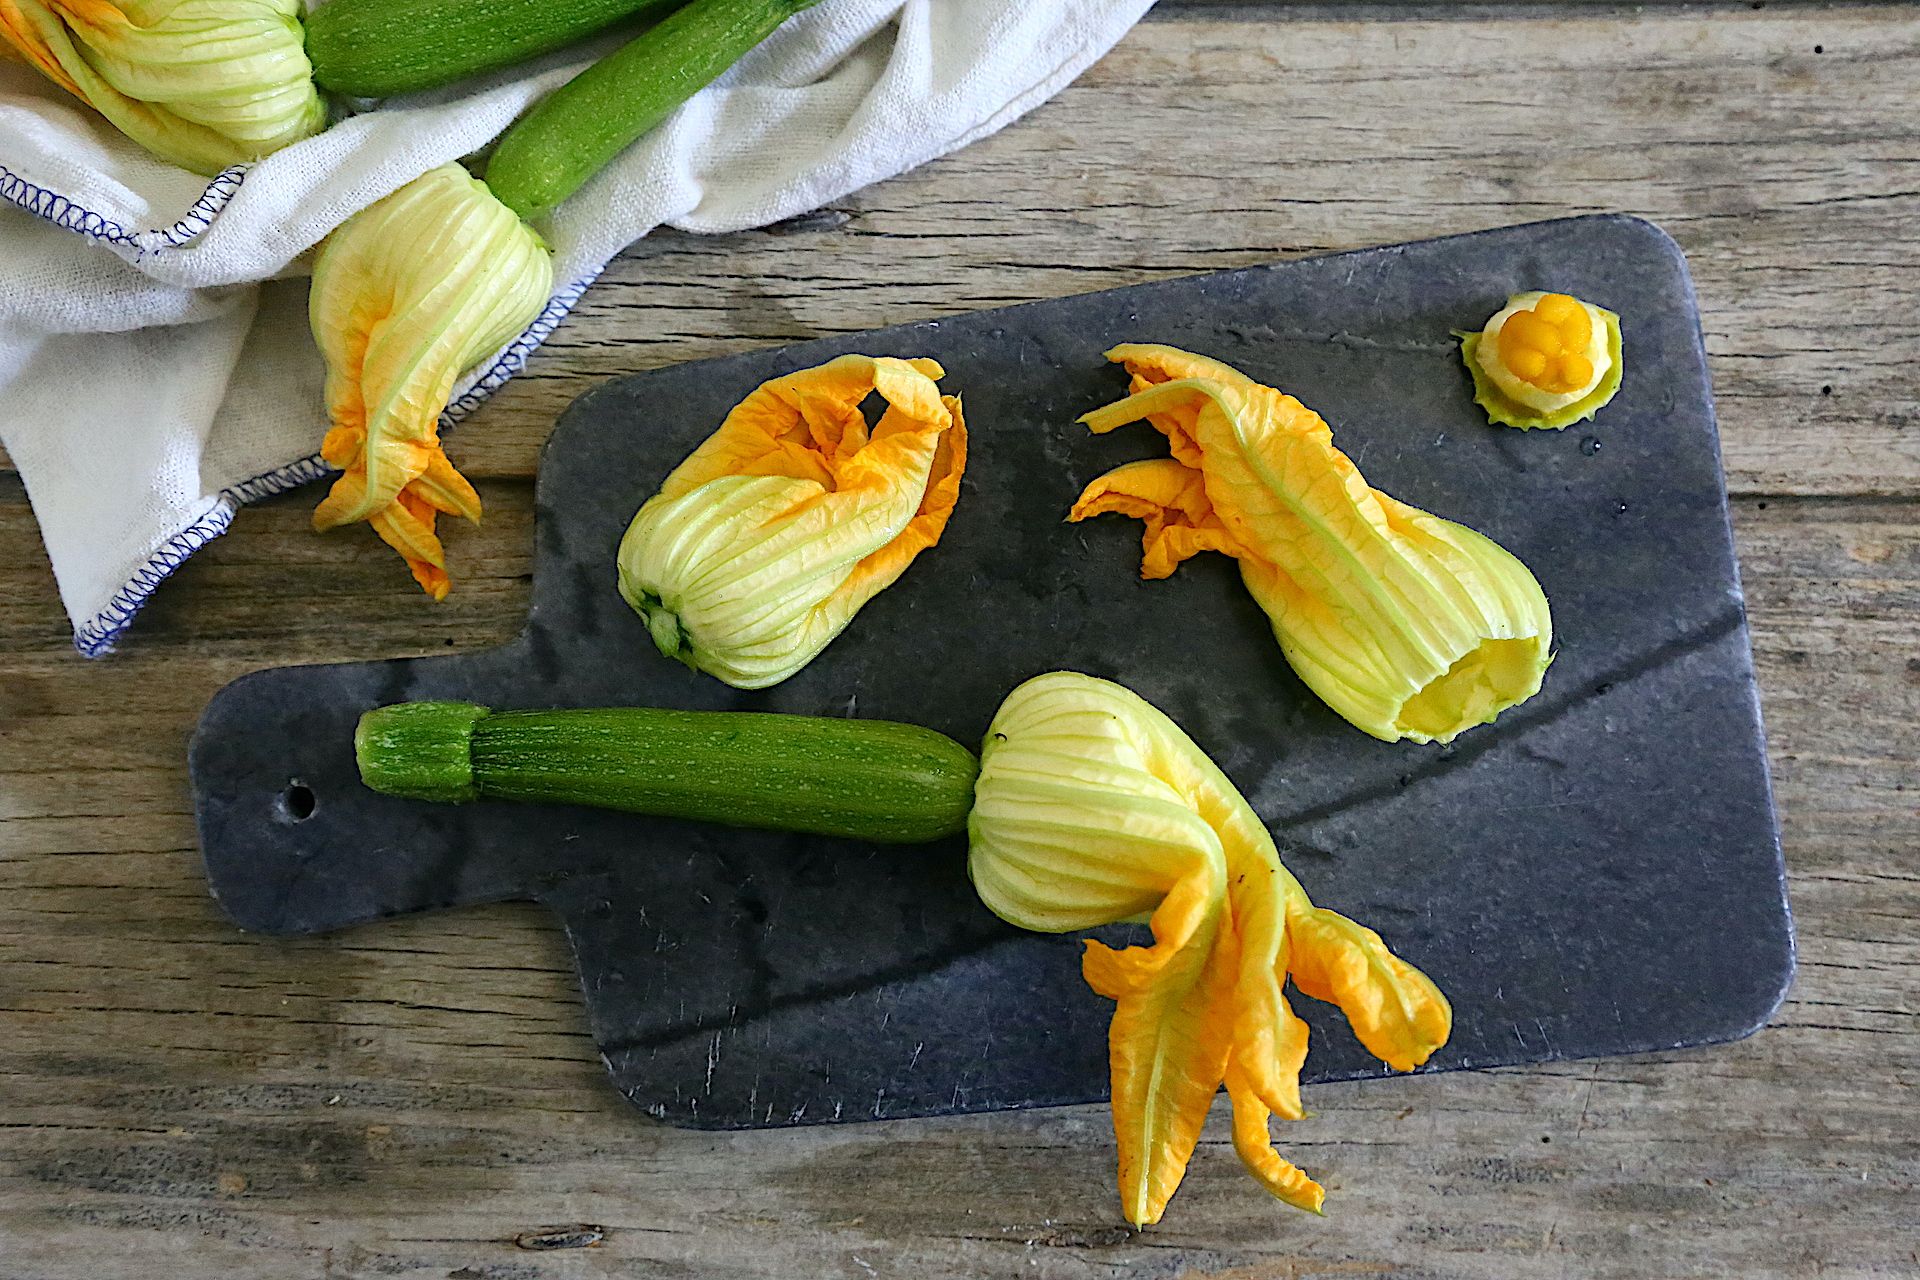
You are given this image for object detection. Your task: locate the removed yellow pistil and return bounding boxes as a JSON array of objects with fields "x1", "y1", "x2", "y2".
[
  {"x1": 1461, "y1": 290, "x2": 1623, "y2": 430},
  {"x1": 1499, "y1": 293, "x2": 1595, "y2": 393},
  {"x1": 968, "y1": 671, "x2": 1451, "y2": 1226}
]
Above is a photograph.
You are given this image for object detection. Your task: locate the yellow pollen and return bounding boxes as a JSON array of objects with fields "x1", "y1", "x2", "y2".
[{"x1": 1496, "y1": 293, "x2": 1597, "y2": 394}]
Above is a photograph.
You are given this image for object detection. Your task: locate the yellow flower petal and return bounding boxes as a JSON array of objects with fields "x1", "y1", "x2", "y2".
[
  {"x1": 368, "y1": 489, "x2": 452, "y2": 603},
  {"x1": 617, "y1": 354, "x2": 967, "y2": 688},
  {"x1": 1083, "y1": 873, "x2": 1237, "y2": 1227},
  {"x1": 1071, "y1": 345, "x2": 1553, "y2": 745},
  {"x1": 1069, "y1": 457, "x2": 1236, "y2": 581},
  {"x1": 1, "y1": 0, "x2": 85, "y2": 94},
  {"x1": 1225, "y1": 1062, "x2": 1324, "y2": 1215},
  {"x1": 968, "y1": 672, "x2": 1451, "y2": 1225},
  {"x1": 308, "y1": 164, "x2": 553, "y2": 598},
  {"x1": 1284, "y1": 895, "x2": 1452, "y2": 1074},
  {"x1": 0, "y1": 0, "x2": 323, "y2": 174}
]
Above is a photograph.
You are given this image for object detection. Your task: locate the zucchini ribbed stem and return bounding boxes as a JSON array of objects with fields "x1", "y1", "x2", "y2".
[{"x1": 354, "y1": 701, "x2": 488, "y2": 802}]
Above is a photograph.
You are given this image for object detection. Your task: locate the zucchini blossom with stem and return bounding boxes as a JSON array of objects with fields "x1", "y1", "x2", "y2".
[
  {"x1": 1071, "y1": 344, "x2": 1553, "y2": 745},
  {"x1": 308, "y1": 163, "x2": 554, "y2": 600},
  {"x1": 0, "y1": 0, "x2": 323, "y2": 173},
  {"x1": 968, "y1": 671, "x2": 1451, "y2": 1226},
  {"x1": 617, "y1": 354, "x2": 968, "y2": 688}
]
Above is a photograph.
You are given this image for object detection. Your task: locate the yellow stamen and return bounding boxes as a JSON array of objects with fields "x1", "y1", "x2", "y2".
[{"x1": 1496, "y1": 292, "x2": 1598, "y2": 394}]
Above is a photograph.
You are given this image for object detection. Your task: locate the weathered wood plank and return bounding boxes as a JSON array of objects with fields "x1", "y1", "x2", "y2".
[
  {"x1": 392, "y1": 6, "x2": 1920, "y2": 499},
  {"x1": 2, "y1": 7, "x2": 1915, "y2": 499},
  {"x1": 1, "y1": 476, "x2": 1914, "y2": 1278}
]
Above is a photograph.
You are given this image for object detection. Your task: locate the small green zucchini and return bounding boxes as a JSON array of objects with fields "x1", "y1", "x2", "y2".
[
  {"x1": 484, "y1": 0, "x2": 817, "y2": 223},
  {"x1": 355, "y1": 701, "x2": 980, "y2": 844},
  {"x1": 305, "y1": 0, "x2": 686, "y2": 99}
]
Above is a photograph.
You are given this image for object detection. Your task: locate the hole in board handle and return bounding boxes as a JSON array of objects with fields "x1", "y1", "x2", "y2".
[{"x1": 280, "y1": 782, "x2": 317, "y2": 823}]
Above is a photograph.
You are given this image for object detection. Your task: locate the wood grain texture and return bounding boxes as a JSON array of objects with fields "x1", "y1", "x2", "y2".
[
  {"x1": 437, "y1": 3, "x2": 1920, "y2": 498},
  {"x1": 3, "y1": 7, "x2": 1918, "y2": 494},
  {"x1": 2, "y1": 482, "x2": 1914, "y2": 1279},
  {"x1": 2, "y1": 5, "x2": 1918, "y2": 1279}
]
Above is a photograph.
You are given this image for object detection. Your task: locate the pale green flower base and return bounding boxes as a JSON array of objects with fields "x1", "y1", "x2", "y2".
[
  {"x1": 630, "y1": 591, "x2": 701, "y2": 675},
  {"x1": 1458, "y1": 308, "x2": 1625, "y2": 431}
]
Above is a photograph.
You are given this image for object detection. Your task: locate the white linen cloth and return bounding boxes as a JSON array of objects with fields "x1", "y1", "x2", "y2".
[{"x1": 0, "y1": 0, "x2": 1154, "y2": 654}]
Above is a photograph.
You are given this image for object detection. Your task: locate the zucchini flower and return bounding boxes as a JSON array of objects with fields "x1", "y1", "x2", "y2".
[
  {"x1": 1459, "y1": 291, "x2": 1624, "y2": 430},
  {"x1": 617, "y1": 354, "x2": 967, "y2": 689},
  {"x1": 309, "y1": 164, "x2": 554, "y2": 600},
  {"x1": 1071, "y1": 345, "x2": 1552, "y2": 745},
  {"x1": 968, "y1": 671, "x2": 1451, "y2": 1226},
  {"x1": 0, "y1": 0, "x2": 323, "y2": 174}
]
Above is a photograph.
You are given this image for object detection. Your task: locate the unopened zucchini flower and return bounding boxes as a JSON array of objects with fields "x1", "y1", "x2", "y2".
[
  {"x1": 1071, "y1": 344, "x2": 1552, "y2": 744},
  {"x1": 309, "y1": 163, "x2": 554, "y2": 600},
  {"x1": 0, "y1": 0, "x2": 324, "y2": 174},
  {"x1": 969, "y1": 671, "x2": 1451, "y2": 1226},
  {"x1": 617, "y1": 354, "x2": 968, "y2": 688}
]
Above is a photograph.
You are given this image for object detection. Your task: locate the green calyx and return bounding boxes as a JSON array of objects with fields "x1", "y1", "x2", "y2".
[{"x1": 635, "y1": 594, "x2": 700, "y2": 672}]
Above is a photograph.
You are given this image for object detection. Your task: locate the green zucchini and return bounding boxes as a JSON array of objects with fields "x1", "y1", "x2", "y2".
[
  {"x1": 355, "y1": 701, "x2": 980, "y2": 844},
  {"x1": 484, "y1": 0, "x2": 817, "y2": 223},
  {"x1": 305, "y1": 0, "x2": 686, "y2": 99}
]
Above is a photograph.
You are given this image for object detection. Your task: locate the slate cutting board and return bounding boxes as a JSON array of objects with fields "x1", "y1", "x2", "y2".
[{"x1": 191, "y1": 215, "x2": 1793, "y2": 1130}]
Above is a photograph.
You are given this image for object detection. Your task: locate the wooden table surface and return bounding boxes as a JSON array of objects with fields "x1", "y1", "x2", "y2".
[{"x1": 3, "y1": 4, "x2": 1917, "y2": 1277}]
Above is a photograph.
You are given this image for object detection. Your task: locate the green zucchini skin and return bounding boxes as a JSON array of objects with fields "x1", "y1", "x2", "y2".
[
  {"x1": 484, "y1": 0, "x2": 816, "y2": 223},
  {"x1": 305, "y1": 0, "x2": 685, "y2": 99},
  {"x1": 356, "y1": 702, "x2": 980, "y2": 844},
  {"x1": 355, "y1": 700, "x2": 489, "y2": 802}
]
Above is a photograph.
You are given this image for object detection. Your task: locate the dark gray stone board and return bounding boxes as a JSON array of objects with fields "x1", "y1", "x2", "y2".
[{"x1": 191, "y1": 215, "x2": 1793, "y2": 1130}]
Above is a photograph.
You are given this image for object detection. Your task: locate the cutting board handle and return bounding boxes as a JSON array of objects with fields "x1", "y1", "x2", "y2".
[{"x1": 190, "y1": 653, "x2": 541, "y2": 934}]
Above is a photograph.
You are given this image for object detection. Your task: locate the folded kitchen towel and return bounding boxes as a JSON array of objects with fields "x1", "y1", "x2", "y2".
[{"x1": 0, "y1": 0, "x2": 1154, "y2": 655}]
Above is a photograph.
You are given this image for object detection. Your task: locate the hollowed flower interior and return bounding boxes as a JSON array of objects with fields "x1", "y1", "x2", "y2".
[{"x1": 1394, "y1": 636, "x2": 1548, "y2": 742}]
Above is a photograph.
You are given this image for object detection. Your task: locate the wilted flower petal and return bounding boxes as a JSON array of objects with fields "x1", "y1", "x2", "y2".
[
  {"x1": 309, "y1": 164, "x2": 554, "y2": 599},
  {"x1": 1, "y1": 0, "x2": 323, "y2": 173}
]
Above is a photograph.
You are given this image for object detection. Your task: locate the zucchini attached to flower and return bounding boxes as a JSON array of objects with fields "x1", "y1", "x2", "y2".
[
  {"x1": 306, "y1": 0, "x2": 819, "y2": 596},
  {"x1": 354, "y1": 672, "x2": 1451, "y2": 1227},
  {"x1": 1070, "y1": 344, "x2": 1554, "y2": 745},
  {"x1": 0, "y1": 0, "x2": 774, "y2": 171},
  {"x1": 482, "y1": 0, "x2": 817, "y2": 222},
  {"x1": 307, "y1": 164, "x2": 554, "y2": 600},
  {"x1": 304, "y1": 0, "x2": 686, "y2": 100}
]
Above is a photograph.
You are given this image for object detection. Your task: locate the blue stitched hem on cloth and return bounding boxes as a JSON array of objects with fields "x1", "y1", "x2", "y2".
[
  {"x1": 64, "y1": 268, "x2": 599, "y2": 657},
  {"x1": 71, "y1": 453, "x2": 335, "y2": 657},
  {"x1": 4, "y1": 157, "x2": 597, "y2": 655},
  {"x1": 3, "y1": 161, "x2": 601, "y2": 654},
  {"x1": 0, "y1": 160, "x2": 248, "y2": 254}
]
